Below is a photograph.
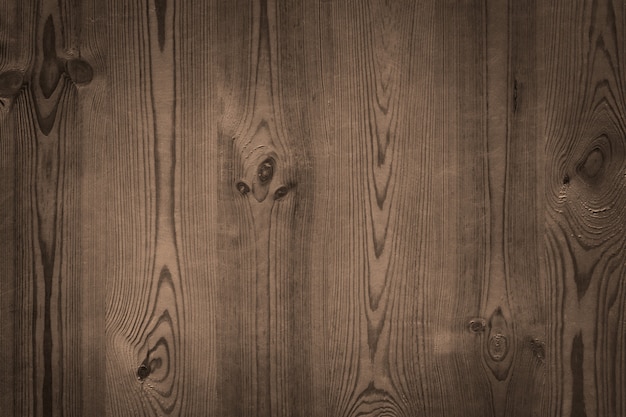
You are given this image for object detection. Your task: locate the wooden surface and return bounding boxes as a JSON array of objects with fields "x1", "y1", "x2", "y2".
[{"x1": 1, "y1": 0, "x2": 625, "y2": 416}]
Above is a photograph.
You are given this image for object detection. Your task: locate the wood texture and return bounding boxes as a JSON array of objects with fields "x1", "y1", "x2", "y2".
[
  {"x1": 540, "y1": 1, "x2": 626, "y2": 416},
  {"x1": 1, "y1": 0, "x2": 625, "y2": 416}
]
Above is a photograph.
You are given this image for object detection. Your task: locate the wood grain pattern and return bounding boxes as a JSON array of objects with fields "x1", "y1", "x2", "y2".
[
  {"x1": 0, "y1": 1, "x2": 103, "y2": 416},
  {"x1": 215, "y1": 0, "x2": 314, "y2": 415},
  {"x1": 540, "y1": 1, "x2": 626, "y2": 416},
  {"x1": 311, "y1": 1, "x2": 469, "y2": 415},
  {"x1": 102, "y1": 0, "x2": 218, "y2": 415},
  {"x1": 1, "y1": 0, "x2": 625, "y2": 416}
]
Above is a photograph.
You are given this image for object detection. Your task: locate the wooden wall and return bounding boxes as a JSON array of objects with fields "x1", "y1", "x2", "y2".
[{"x1": 1, "y1": 0, "x2": 625, "y2": 416}]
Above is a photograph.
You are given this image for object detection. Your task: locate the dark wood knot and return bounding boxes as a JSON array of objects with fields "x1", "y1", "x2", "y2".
[
  {"x1": 578, "y1": 146, "x2": 604, "y2": 180},
  {"x1": 483, "y1": 307, "x2": 513, "y2": 380},
  {"x1": 468, "y1": 318, "x2": 486, "y2": 333},
  {"x1": 0, "y1": 70, "x2": 24, "y2": 97},
  {"x1": 236, "y1": 181, "x2": 250, "y2": 195},
  {"x1": 66, "y1": 59, "x2": 94, "y2": 85},
  {"x1": 488, "y1": 333, "x2": 509, "y2": 362},
  {"x1": 257, "y1": 158, "x2": 275, "y2": 184},
  {"x1": 274, "y1": 186, "x2": 289, "y2": 200},
  {"x1": 529, "y1": 338, "x2": 545, "y2": 362},
  {"x1": 562, "y1": 174, "x2": 570, "y2": 185},
  {"x1": 137, "y1": 363, "x2": 150, "y2": 381}
]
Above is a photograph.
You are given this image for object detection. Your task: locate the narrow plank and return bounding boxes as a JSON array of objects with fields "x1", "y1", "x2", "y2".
[
  {"x1": 0, "y1": 1, "x2": 35, "y2": 415},
  {"x1": 103, "y1": 0, "x2": 218, "y2": 415},
  {"x1": 172, "y1": 0, "x2": 220, "y2": 415},
  {"x1": 0, "y1": 92, "x2": 16, "y2": 416},
  {"x1": 539, "y1": 0, "x2": 626, "y2": 416},
  {"x1": 502, "y1": 0, "x2": 549, "y2": 415},
  {"x1": 477, "y1": 0, "x2": 549, "y2": 415},
  {"x1": 422, "y1": 0, "x2": 496, "y2": 414},
  {"x1": 0, "y1": 2, "x2": 32, "y2": 414},
  {"x1": 215, "y1": 0, "x2": 315, "y2": 415}
]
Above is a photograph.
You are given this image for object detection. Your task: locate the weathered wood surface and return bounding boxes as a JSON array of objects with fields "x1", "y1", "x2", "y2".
[{"x1": 0, "y1": 0, "x2": 624, "y2": 416}]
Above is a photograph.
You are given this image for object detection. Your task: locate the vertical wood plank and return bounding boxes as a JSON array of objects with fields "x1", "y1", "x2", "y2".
[
  {"x1": 445, "y1": 0, "x2": 501, "y2": 414},
  {"x1": 102, "y1": 3, "x2": 160, "y2": 413},
  {"x1": 172, "y1": 0, "x2": 220, "y2": 415},
  {"x1": 503, "y1": 0, "x2": 549, "y2": 415},
  {"x1": 74, "y1": 2, "x2": 108, "y2": 416},
  {"x1": 310, "y1": 0, "x2": 496, "y2": 415},
  {"x1": 477, "y1": 0, "x2": 549, "y2": 415},
  {"x1": 540, "y1": 1, "x2": 626, "y2": 416},
  {"x1": 0, "y1": 1, "x2": 36, "y2": 414},
  {"x1": 1, "y1": 0, "x2": 103, "y2": 415},
  {"x1": 0, "y1": 3, "x2": 31, "y2": 415},
  {"x1": 215, "y1": 0, "x2": 315, "y2": 415},
  {"x1": 102, "y1": 0, "x2": 218, "y2": 415}
]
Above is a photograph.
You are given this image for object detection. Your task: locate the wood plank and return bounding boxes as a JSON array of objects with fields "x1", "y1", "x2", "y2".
[
  {"x1": 539, "y1": 1, "x2": 626, "y2": 416},
  {"x1": 477, "y1": 0, "x2": 549, "y2": 415},
  {"x1": 309, "y1": 0, "x2": 496, "y2": 415},
  {"x1": 102, "y1": 0, "x2": 219, "y2": 415},
  {"x1": 0, "y1": 3, "x2": 29, "y2": 415},
  {"x1": 0, "y1": 1, "x2": 33, "y2": 414},
  {"x1": 498, "y1": 0, "x2": 549, "y2": 415},
  {"x1": 215, "y1": 0, "x2": 315, "y2": 415},
  {"x1": 0, "y1": 0, "x2": 105, "y2": 416}
]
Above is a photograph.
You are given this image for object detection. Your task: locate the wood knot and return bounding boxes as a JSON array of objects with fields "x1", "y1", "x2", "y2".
[
  {"x1": 0, "y1": 70, "x2": 24, "y2": 97},
  {"x1": 468, "y1": 318, "x2": 486, "y2": 333},
  {"x1": 577, "y1": 147, "x2": 604, "y2": 180},
  {"x1": 562, "y1": 174, "x2": 570, "y2": 185},
  {"x1": 137, "y1": 363, "x2": 150, "y2": 381},
  {"x1": 274, "y1": 186, "x2": 289, "y2": 200},
  {"x1": 257, "y1": 158, "x2": 274, "y2": 184},
  {"x1": 236, "y1": 181, "x2": 250, "y2": 195},
  {"x1": 40, "y1": 16, "x2": 62, "y2": 98},
  {"x1": 483, "y1": 307, "x2": 513, "y2": 380},
  {"x1": 66, "y1": 59, "x2": 94, "y2": 85},
  {"x1": 529, "y1": 338, "x2": 545, "y2": 362},
  {"x1": 488, "y1": 333, "x2": 509, "y2": 361}
]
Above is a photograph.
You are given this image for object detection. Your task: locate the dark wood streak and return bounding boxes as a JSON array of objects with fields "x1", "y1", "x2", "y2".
[
  {"x1": 154, "y1": 0, "x2": 167, "y2": 52},
  {"x1": 39, "y1": 16, "x2": 62, "y2": 99},
  {"x1": 513, "y1": 79, "x2": 518, "y2": 113},
  {"x1": 571, "y1": 333, "x2": 587, "y2": 417},
  {"x1": 35, "y1": 16, "x2": 63, "y2": 135}
]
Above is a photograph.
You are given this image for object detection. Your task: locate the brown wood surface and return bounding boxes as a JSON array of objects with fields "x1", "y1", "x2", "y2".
[{"x1": 1, "y1": 0, "x2": 625, "y2": 416}]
